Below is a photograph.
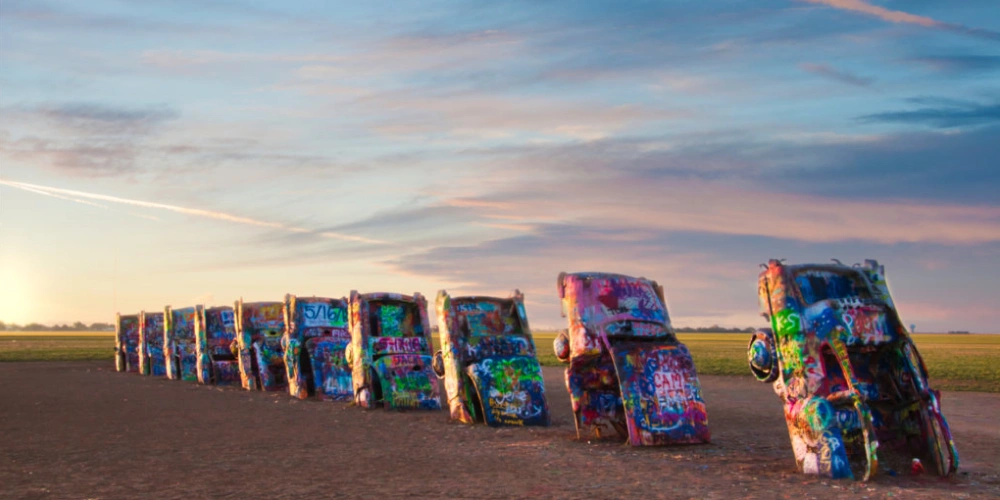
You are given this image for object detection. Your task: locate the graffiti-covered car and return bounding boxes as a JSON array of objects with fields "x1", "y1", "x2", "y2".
[
  {"x1": 165, "y1": 306, "x2": 199, "y2": 382},
  {"x1": 139, "y1": 311, "x2": 166, "y2": 376},
  {"x1": 234, "y1": 300, "x2": 287, "y2": 391},
  {"x1": 195, "y1": 305, "x2": 240, "y2": 385},
  {"x1": 433, "y1": 290, "x2": 550, "y2": 426},
  {"x1": 751, "y1": 259, "x2": 958, "y2": 480},
  {"x1": 283, "y1": 295, "x2": 353, "y2": 401},
  {"x1": 114, "y1": 313, "x2": 141, "y2": 373},
  {"x1": 346, "y1": 291, "x2": 441, "y2": 410},
  {"x1": 554, "y1": 272, "x2": 710, "y2": 446}
]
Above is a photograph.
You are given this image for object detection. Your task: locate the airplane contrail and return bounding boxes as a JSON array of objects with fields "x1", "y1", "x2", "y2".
[
  {"x1": 0, "y1": 179, "x2": 389, "y2": 245},
  {"x1": 8, "y1": 182, "x2": 110, "y2": 209}
]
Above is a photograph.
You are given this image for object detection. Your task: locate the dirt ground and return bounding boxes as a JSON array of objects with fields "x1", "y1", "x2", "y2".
[{"x1": 1, "y1": 362, "x2": 997, "y2": 499}]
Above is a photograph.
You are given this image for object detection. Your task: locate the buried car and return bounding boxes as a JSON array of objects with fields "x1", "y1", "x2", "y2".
[
  {"x1": 195, "y1": 305, "x2": 240, "y2": 385},
  {"x1": 283, "y1": 295, "x2": 353, "y2": 401},
  {"x1": 554, "y1": 272, "x2": 710, "y2": 446},
  {"x1": 433, "y1": 290, "x2": 550, "y2": 426},
  {"x1": 234, "y1": 299, "x2": 287, "y2": 392},
  {"x1": 114, "y1": 313, "x2": 141, "y2": 373},
  {"x1": 165, "y1": 306, "x2": 199, "y2": 382},
  {"x1": 750, "y1": 259, "x2": 958, "y2": 480},
  {"x1": 346, "y1": 291, "x2": 441, "y2": 410},
  {"x1": 139, "y1": 310, "x2": 167, "y2": 376}
]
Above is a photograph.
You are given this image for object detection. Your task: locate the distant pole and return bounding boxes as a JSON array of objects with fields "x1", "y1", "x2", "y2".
[{"x1": 114, "y1": 252, "x2": 118, "y2": 316}]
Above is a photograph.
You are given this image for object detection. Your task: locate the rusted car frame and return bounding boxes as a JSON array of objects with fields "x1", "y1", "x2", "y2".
[
  {"x1": 139, "y1": 311, "x2": 166, "y2": 376},
  {"x1": 555, "y1": 272, "x2": 710, "y2": 446},
  {"x1": 750, "y1": 259, "x2": 958, "y2": 480},
  {"x1": 195, "y1": 305, "x2": 240, "y2": 385},
  {"x1": 347, "y1": 291, "x2": 441, "y2": 410},
  {"x1": 283, "y1": 295, "x2": 353, "y2": 401},
  {"x1": 433, "y1": 290, "x2": 550, "y2": 426},
  {"x1": 165, "y1": 306, "x2": 199, "y2": 382},
  {"x1": 114, "y1": 313, "x2": 141, "y2": 373},
  {"x1": 234, "y1": 299, "x2": 287, "y2": 391}
]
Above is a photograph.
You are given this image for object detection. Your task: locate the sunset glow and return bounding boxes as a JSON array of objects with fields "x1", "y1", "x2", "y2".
[{"x1": 1, "y1": 1, "x2": 997, "y2": 331}]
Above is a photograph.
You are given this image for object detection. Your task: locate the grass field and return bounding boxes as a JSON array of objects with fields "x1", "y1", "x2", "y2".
[
  {"x1": 530, "y1": 331, "x2": 999, "y2": 393},
  {"x1": 2, "y1": 331, "x2": 997, "y2": 392},
  {"x1": 0, "y1": 332, "x2": 113, "y2": 362}
]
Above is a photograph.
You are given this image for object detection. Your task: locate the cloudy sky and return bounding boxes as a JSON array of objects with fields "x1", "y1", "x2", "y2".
[{"x1": 1, "y1": 0, "x2": 998, "y2": 331}]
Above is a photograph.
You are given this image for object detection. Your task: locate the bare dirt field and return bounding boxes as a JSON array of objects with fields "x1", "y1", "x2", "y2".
[{"x1": 1, "y1": 362, "x2": 997, "y2": 499}]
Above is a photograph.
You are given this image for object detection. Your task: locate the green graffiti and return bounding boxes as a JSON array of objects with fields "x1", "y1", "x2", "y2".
[{"x1": 487, "y1": 358, "x2": 542, "y2": 395}]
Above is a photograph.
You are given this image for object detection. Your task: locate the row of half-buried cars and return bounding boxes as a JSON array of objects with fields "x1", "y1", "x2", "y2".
[{"x1": 112, "y1": 260, "x2": 958, "y2": 481}]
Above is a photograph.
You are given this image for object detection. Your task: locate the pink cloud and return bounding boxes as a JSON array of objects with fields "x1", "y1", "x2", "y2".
[
  {"x1": 801, "y1": 0, "x2": 938, "y2": 27},
  {"x1": 801, "y1": 0, "x2": 1000, "y2": 41},
  {"x1": 462, "y1": 178, "x2": 1000, "y2": 245}
]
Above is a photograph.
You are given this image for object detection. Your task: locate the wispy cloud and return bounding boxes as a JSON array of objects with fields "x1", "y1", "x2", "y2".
[
  {"x1": 21, "y1": 102, "x2": 178, "y2": 135},
  {"x1": 801, "y1": 0, "x2": 1000, "y2": 41},
  {"x1": 910, "y1": 55, "x2": 1000, "y2": 74},
  {"x1": 800, "y1": 63, "x2": 873, "y2": 87},
  {"x1": 859, "y1": 98, "x2": 1000, "y2": 128},
  {"x1": 0, "y1": 179, "x2": 389, "y2": 245},
  {"x1": 0, "y1": 136, "x2": 139, "y2": 177},
  {"x1": 0, "y1": 102, "x2": 178, "y2": 177}
]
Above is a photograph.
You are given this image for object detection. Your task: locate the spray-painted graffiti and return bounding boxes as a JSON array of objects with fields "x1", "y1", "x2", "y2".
[
  {"x1": 165, "y1": 306, "x2": 199, "y2": 382},
  {"x1": 434, "y1": 291, "x2": 550, "y2": 426},
  {"x1": 301, "y1": 301, "x2": 348, "y2": 328},
  {"x1": 556, "y1": 272, "x2": 710, "y2": 446},
  {"x1": 468, "y1": 356, "x2": 548, "y2": 426},
  {"x1": 612, "y1": 344, "x2": 710, "y2": 445},
  {"x1": 195, "y1": 306, "x2": 239, "y2": 385},
  {"x1": 371, "y1": 336, "x2": 426, "y2": 355},
  {"x1": 751, "y1": 259, "x2": 958, "y2": 480},
  {"x1": 307, "y1": 335, "x2": 353, "y2": 400},
  {"x1": 284, "y1": 295, "x2": 353, "y2": 401},
  {"x1": 235, "y1": 300, "x2": 287, "y2": 392},
  {"x1": 115, "y1": 314, "x2": 141, "y2": 373},
  {"x1": 373, "y1": 354, "x2": 440, "y2": 409},
  {"x1": 140, "y1": 311, "x2": 166, "y2": 376},
  {"x1": 347, "y1": 291, "x2": 441, "y2": 410}
]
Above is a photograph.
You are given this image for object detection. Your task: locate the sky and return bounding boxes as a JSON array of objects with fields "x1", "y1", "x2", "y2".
[{"x1": 0, "y1": 0, "x2": 998, "y2": 332}]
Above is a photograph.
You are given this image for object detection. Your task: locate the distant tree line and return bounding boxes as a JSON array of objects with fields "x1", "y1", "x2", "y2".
[{"x1": 0, "y1": 321, "x2": 114, "y2": 331}]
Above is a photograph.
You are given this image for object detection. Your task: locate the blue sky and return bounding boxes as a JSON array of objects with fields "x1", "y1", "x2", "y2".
[{"x1": 1, "y1": 0, "x2": 997, "y2": 331}]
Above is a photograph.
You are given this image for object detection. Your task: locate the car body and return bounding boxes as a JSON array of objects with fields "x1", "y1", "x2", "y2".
[
  {"x1": 554, "y1": 272, "x2": 710, "y2": 446},
  {"x1": 114, "y1": 313, "x2": 141, "y2": 373},
  {"x1": 347, "y1": 291, "x2": 441, "y2": 410},
  {"x1": 433, "y1": 290, "x2": 550, "y2": 426},
  {"x1": 283, "y1": 295, "x2": 353, "y2": 401},
  {"x1": 165, "y1": 306, "x2": 199, "y2": 382},
  {"x1": 751, "y1": 259, "x2": 958, "y2": 480},
  {"x1": 139, "y1": 311, "x2": 167, "y2": 376},
  {"x1": 195, "y1": 305, "x2": 240, "y2": 385},
  {"x1": 234, "y1": 300, "x2": 287, "y2": 392}
]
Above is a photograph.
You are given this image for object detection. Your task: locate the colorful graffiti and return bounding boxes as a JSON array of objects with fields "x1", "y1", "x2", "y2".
[
  {"x1": 139, "y1": 311, "x2": 166, "y2": 377},
  {"x1": 752, "y1": 259, "x2": 958, "y2": 480},
  {"x1": 373, "y1": 354, "x2": 440, "y2": 409},
  {"x1": 556, "y1": 272, "x2": 710, "y2": 446},
  {"x1": 435, "y1": 291, "x2": 550, "y2": 426},
  {"x1": 234, "y1": 300, "x2": 287, "y2": 392},
  {"x1": 611, "y1": 343, "x2": 710, "y2": 445},
  {"x1": 115, "y1": 314, "x2": 141, "y2": 373},
  {"x1": 165, "y1": 306, "x2": 199, "y2": 382},
  {"x1": 283, "y1": 295, "x2": 353, "y2": 401},
  {"x1": 348, "y1": 291, "x2": 441, "y2": 410},
  {"x1": 195, "y1": 306, "x2": 239, "y2": 385},
  {"x1": 468, "y1": 356, "x2": 548, "y2": 426}
]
